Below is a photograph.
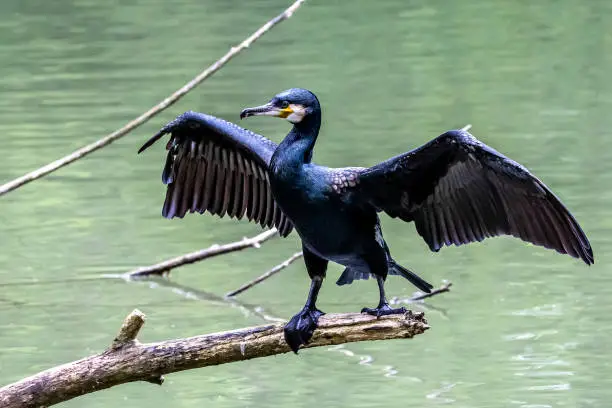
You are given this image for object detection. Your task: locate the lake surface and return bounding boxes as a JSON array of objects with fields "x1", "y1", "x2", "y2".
[{"x1": 1, "y1": 1, "x2": 611, "y2": 407}]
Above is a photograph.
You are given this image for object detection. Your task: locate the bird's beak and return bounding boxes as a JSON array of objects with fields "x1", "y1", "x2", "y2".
[
  {"x1": 138, "y1": 129, "x2": 168, "y2": 154},
  {"x1": 240, "y1": 103, "x2": 293, "y2": 119},
  {"x1": 138, "y1": 119, "x2": 178, "y2": 154}
]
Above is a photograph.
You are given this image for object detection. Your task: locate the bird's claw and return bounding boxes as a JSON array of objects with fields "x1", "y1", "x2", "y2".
[
  {"x1": 284, "y1": 306, "x2": 325, "y2": 354},
  {"x1": 361, "y1": 303, "x2": 407, "y2": 318}
]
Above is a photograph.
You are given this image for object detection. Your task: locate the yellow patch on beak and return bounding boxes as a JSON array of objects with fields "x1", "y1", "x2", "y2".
[
  {"x1": 278, "y1": 106, "x2": 294, "y2": 118},
  {"x1": 285, "y1": 104, "x2": 307, "y2": 123}
]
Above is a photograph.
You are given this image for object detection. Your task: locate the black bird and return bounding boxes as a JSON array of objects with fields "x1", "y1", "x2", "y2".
[{"x1": 138, "y1": 88, "x2": 593, "y2": 353}]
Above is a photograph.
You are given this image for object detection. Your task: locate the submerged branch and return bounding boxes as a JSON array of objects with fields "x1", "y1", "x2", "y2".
[
  {"x1": 0, "y1": 0, "x2": 307, "y2": 197},
  {"x1": 0, "y1": 309, "x2": 429, "y2": 408},
  {"x1": 124, "y1": 228, "x2": 278, "y2": 278}
]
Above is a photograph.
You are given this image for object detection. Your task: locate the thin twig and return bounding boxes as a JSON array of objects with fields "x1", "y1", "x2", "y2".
[
  {"x1": 226, "y1": 251, "x2": 303, "y2": 297},
  {"x1": 123, "y1": 228, "x2": 278, "y2": 279},
  {"x1": 0, "y1": 309, "x2": 429, "y2": 408},
  {"x1": 0, "y1": 0, "x2": 307, "y2": 197},
  {"x1": 409, "y1": 282, "x2": 452, "y2": 301}
]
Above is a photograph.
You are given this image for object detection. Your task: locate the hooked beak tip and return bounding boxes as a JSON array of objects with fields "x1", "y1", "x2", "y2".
[
  {"x1": 239, "y1": 109, "x2": 250, "y2": 120},
  {"x1": 240, "y1": 103, "x2": 276, "y2": 120},
  {"x1": 137, "y1": 129, "x2": 167, "y2": 154}
]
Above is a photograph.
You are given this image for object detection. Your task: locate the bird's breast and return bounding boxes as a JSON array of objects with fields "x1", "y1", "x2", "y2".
[
  {"x1": 269, "y1": 171, "x2": 323, "y2": 215},
  {"x1": 269, "y1": 170, "x2": 378, "y2": 258}
]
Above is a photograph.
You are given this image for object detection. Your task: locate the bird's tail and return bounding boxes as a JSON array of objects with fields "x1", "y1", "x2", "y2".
[
  {"x1": 336, "y1": 267, "x2": 370, "y2": 286},
  {"x1": 388, "y1": 261, "x2": 433, "y2": 293},
  {"x1": 336, "y1": 261, "x2": 433, "y2": 294}
]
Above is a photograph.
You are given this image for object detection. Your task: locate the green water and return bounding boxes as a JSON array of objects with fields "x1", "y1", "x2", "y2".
[{"x1": 1, "y1": 1, "x2": 611, "y2": 407}]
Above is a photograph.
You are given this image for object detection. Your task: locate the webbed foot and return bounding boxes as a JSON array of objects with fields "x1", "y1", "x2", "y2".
[
  {"x1": 361, "y1": 303, "x2": 407, "y2": 317},
  {"x1": 284, "y1": 307, "x2": 325, "y2": 354}
]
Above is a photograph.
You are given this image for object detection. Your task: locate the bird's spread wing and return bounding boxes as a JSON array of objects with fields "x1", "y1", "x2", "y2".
[
  {"x1": 345, "y1": 129, "x2": 593, "y2": 264},
  {"x1": 138, "y1": 111, "x2": 293, "y2": 237}
]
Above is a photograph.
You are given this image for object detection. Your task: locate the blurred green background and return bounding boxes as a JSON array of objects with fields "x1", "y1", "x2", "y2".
[{"x1": 1, "y1": 0, "x2": 610, "y2": 407}]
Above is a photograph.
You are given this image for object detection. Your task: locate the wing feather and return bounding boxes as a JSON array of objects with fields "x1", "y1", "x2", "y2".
[
  {"x1": 264, "y1": 171, "x2": 274, "y2": 227},
  {"x1": 219, "y1": 148, "x2": 233, "y2": 218},
  {"x1": 353, "y1": 129, "x2": 593, "y2": 264},
  {"x1": 235, "y1": 153, "x2": 248, "y2": 220},
  {"x1": 180, "y1": 145, "x2": 196, "y2": 217},
  {"x1": 139, "y1": 111, "x2": 293, "y2": 237},
  {"x1": 247, "y1": 159, "x2": 258, "y2": 221},
  {"x1": 256, "y1": 165, "x2": 268, "y2": 226},
  {"x1": 211, "y1": 146, "x2": 226, "y2": 215}
]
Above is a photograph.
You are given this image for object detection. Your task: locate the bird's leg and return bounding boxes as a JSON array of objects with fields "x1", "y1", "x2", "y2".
[
  {"x1": 361, "y1": 275, "x2": 407, "y2": 317},
  {"x1": 284, "y1": 276, "x2": 325, "y2": 353}
]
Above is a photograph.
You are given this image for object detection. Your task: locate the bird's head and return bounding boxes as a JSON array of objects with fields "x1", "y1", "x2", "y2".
[{"x1": 240, "y1": 88, "x2": 320, "y2": 125}]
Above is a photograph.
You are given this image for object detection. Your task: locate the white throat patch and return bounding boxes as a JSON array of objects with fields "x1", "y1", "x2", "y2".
[{"x1": 287, "y1": 104, "x2": 307, "y2": 124}]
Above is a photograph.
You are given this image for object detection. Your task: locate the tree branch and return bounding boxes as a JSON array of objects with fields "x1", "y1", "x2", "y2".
[
  {"x1": 123, "y1": 228, "x2": 278, "y2": 279},
  {"x1": 389, "y1": 281, "x2": 453, "y2": 310},
  {"x1": 409, "y1": 282, "x2": 452, "y2": 301},
  {"x1": 0, "y1": 0, "x2": 306, "y2": 197},
  {"x1": 226, "y1": 251, "x2": 303, "y2": 297},
  {"x1": 0, "y1": 309, "x2": 429, "y2": 408}
]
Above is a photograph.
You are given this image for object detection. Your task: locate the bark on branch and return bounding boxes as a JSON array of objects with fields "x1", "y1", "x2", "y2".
[{"x1": 0, "y1": 309, "x2": 428, "y2": 408}]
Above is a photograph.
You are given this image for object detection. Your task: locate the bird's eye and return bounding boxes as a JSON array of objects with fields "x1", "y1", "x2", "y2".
[
  {"x1": 280, "y1": 101, "x2": 289, "y2": 109},
  {"x1": 188, "y1": 121, "x2": 200, "y2": 129}
]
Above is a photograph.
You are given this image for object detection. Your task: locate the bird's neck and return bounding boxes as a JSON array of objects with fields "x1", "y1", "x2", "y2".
[{"x1": 275, "y1": 113, "x2": 321, "y2": 167}]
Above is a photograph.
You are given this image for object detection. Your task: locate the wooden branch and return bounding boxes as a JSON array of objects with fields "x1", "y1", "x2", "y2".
[
  {"x1": 409, "y1": 282, "x2": 452, "y2": 301},
  {"x1": 0, "y1": 309, "x2": 429, "y2": 408},
  {"x1": 124, "y1": 228, "x2": 278, "y2": 278},
  {"x1": 226, "y1": 251, "x2": 303, "y2": 297},
  {"x1": 389, "y1": 281, "x2": 453, "y2": 311},
  {"x1": 0, "y1": 0, "x2": 306, "y2": 197}
]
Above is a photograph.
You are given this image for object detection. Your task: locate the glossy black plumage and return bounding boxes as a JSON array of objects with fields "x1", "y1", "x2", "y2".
[{"x1": 140, "y1": 88, "x2": 593, "y2": 353}]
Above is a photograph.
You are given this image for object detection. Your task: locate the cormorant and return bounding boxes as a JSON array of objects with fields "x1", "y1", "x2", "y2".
[{"x1": 138, "y1": 88, "x2": 593, "y2": 353}]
